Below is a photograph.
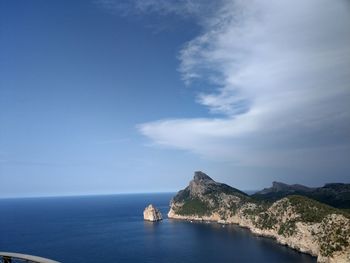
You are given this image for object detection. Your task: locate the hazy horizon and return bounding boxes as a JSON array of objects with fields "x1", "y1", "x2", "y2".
[
  {"x1": 0, "y1": 173, "x2": 346, "y2": 199},
  {"x1": 1, "y1": 0, "x2": 350, "y2": 198}
]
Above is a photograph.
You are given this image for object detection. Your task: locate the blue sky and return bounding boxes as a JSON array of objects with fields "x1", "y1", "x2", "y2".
[{"x1": 1, "y1": 0, "x2": 350, "y2": 197}]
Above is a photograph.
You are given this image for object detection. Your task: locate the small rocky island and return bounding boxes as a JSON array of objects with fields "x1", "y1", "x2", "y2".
[
  {"x1": 168, "y1": 171, "x2": 350, "y2": 263},
  {"x1": 143, "y1": 204, "x2": 163, "y2": 222}
]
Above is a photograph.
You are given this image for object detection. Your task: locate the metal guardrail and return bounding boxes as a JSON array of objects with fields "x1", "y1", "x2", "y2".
[{"x1": 0, "y1": 252, "x2": 60, "y2": 263}]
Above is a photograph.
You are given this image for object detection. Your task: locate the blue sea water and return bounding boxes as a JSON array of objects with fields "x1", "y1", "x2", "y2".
[{"x1": 0, "y1": 193, "x2": 316, "y2": 263}]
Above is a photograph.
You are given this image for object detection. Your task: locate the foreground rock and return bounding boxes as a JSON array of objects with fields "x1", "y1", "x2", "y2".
[
  {"x1": 143, "y1": 204, "x2": 163, "y2": 222},
  {"x1": 168, "y1": 171, "x2": 350, "y2": 263}
]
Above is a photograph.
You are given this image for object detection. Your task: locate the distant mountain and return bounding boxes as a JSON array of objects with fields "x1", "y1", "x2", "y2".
[
  {"x1": 173, "y1": 171, "x2": 248, "y2": 204},
  {"x1": 168, "y1": 171, "x2": 350, "y2": 263},
  {"x1": 253, "y1": 182, "x2": 350, "y2": 209}
]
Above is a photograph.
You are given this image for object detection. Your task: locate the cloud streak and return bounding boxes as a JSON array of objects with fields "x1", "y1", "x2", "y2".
[
  {"x1": 101, "y1": 0, "x2": 350, "y2": 169},
  {"x1": 95, "y1": 0, "x2": 223, "y2": 21}
]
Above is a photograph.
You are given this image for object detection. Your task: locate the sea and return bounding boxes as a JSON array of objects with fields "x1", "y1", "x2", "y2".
[{"x1": 0, "y1": 193, "x2": 316, "y2": 263}]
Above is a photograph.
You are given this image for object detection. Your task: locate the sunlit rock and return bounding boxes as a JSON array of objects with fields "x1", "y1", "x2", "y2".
[{"x1": 143, "y1": 204, "x2": 162, "y2": 222}]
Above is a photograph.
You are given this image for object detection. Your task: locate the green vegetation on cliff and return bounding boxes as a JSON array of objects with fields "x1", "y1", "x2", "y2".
[
  {"x1": 253, "y1": 182, "x2": 350, "y2": 209},
  {"x1": 175, "y1": 198, "x2": 212, "y2": 216},
  {"x1": 277, "y1": 220, "x2": 297, "y2": 237},
  {"x1": 288, "y1": 195, "x2": 350, "y2": 222},
  {"x1": 169, "y1": 172, "x2": 350, "y2": 260},
  {"x1": 319, "y1": 218, "x2": 350, "y2": 257}
]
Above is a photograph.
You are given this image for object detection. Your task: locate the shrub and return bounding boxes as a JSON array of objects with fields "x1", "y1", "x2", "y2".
[{"x1": 176, "y1": 198, "x2": 211, "y2": 216}]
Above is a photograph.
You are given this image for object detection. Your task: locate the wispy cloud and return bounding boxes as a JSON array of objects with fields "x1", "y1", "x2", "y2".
[
  {"x1": 95, "y1": 0, "x2": 223, "y2": 22},
  {"x1": 100, "y1": 0, "x2": 350, "y2": 168}
]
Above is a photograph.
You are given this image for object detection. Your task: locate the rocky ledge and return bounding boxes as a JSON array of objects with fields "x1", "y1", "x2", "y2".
[
  {"x1": 143, "y1": 204, "x2": 163, "y2": 222},
  {"x1": 168, "y1": 171, "x2": 350, "y2": 263}
]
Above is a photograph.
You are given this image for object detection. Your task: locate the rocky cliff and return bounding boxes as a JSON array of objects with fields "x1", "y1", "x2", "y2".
[
  {"x1": 143, "y1": 204, "x2": 162, "y2": 222},
  {"x1": 253, "y1": 181, "x2": 350, "y2": 209},
  {"x1": 168, "y1": 172, "x2": 350, "y2": 263}
]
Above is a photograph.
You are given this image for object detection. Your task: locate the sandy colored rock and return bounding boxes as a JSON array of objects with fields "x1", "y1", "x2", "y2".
[{"x1": 143, "y1": 204, "x2": 163, "y2": 222}]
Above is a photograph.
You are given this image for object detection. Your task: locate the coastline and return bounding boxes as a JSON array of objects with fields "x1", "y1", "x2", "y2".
[
  {"x1": 167, "y1": 172, "x2": 350, "y2": 263},
  {"x1": 168, "y1": 214, "x2": 317, "y2": 258},
  {"x1": 168, "y1": 207, "x2": 350, "y2": 263}
]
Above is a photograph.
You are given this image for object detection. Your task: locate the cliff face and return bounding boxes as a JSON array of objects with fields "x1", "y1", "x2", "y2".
[
  {"x1": 143, "y1": 204, "x2": 162, "y2": 222},
  {"x1": 168, "y1": 172, "x2": 350, "y2": 263}
]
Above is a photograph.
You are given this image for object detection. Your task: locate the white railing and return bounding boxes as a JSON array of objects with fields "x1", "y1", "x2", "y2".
[{"x1": 0, "y1": 252, "x2": 60, "y2": 263}]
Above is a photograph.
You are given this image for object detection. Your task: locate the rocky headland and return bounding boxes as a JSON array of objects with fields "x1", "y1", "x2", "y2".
[
  {"x1": 253, "y1": 181, "x2": 350, "y2": 209},
  {"x1": 144, "y1": 204, "x2": 163, "y2": 222},
  {"x1": 168, "y1": 171, "x2": 350, "y2": 263}
]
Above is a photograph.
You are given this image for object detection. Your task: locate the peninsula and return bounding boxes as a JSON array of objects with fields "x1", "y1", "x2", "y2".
[{"x1": 168, "y1": 171, "x2": 350, "y2": 263}]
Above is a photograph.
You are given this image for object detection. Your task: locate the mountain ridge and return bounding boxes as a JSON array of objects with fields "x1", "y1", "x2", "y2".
[
  {"x1": 253, "y1": 181, "x2": 350, "y2": 209},
  {"x1": 168, "y1": 171, "x2": 350, "y2": 263}
]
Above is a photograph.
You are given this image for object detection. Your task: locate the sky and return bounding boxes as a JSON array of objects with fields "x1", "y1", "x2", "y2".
[{"x1": 1, "y1": 0, "x2": 350, "y2": 198}]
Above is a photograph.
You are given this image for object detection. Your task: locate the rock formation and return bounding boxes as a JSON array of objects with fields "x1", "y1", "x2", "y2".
[
  {"x1": 143, "y1": 204, "x2": 163, "y2": 222},
  {"x1": 168, "y1": 171, "x2": 350, "y2": 263},
  {"x1": 253, "y1": 181, "x2": 350, "y2": 209}
]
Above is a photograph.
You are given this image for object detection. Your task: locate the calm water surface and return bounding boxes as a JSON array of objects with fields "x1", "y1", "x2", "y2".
[{"x1": 0, "y1": 193, "x2": 316, "y2": 263}]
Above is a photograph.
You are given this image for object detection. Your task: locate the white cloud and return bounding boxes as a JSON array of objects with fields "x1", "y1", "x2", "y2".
[
  {"x1": 96, "y1": 0, "x2": 350, "y2": 168},
  {"x1": 138, "y1": 0, "x2": 350, "y2": 168}
]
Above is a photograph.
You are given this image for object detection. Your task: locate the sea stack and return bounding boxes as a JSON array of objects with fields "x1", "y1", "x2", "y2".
[{"x1": 143, "y1": 204, "x2": 163, "y2": 222}]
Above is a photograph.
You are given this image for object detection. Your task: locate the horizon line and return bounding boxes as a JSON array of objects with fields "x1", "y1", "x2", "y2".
[
  {"x1": 0, "y1": 191, "x2": 177, "y2": 200},
  {"x1": 0, "y1": 189, "x2": 262, "y2": 200}
]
